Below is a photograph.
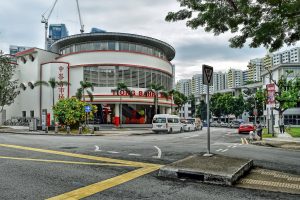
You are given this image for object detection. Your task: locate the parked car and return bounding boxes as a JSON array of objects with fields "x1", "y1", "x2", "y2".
[
  {"x1": 238, "y1": 123, "x2": 255, "y2": 134},
  {"x1": 210, "y1": 121, "x2": 218, "y2": 127},
  {"x1": 181, "y1": 120, "x2": 196, "y2": 132},
  {"x1": 220, "y1": 122, "x2": 228, "y2": 127},
  {"x1": 152, "y1": 114, "x2": 183, "y2": 134},
  {"x1": 186, "y1": 118, "x2": 202, "y2": 130},
  {"x1": 229, "y1": 120, "x2": 242, "y2": 128}
]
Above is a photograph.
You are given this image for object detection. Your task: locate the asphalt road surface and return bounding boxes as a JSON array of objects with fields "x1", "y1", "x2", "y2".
[{"x1": 0, "y1": 127, "x2": 299, "y2": 199}]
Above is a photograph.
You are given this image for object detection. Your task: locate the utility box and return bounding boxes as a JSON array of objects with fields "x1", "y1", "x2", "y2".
[{"x1": 29, "y1": 118, "x2": 37, "y2": 131}]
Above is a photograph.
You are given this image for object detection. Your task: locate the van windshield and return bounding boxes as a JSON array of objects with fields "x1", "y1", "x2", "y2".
[{"x1": 153, "y1": 118, "x2": 166, "y2": 123}]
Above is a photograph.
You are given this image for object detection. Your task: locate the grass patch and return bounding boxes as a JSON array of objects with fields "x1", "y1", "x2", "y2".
[
  {"x1": 262, "y1": 128, "x2": 276, "y2": 138},
  {"x1": 286, "y1": 127, "x2": 300, "y2": 137}
]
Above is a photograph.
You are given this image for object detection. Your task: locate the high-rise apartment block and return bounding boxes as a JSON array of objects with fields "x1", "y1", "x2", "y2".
[
  {"x1": 227, "y1": 68, "x2": 243, "y2": 88},
  {"x1": 213, "y1": 72, "x2": 226, "y2": 92},
  {"x1": 176, "y1": 79, "x2": 192, "y2": 97},
  {"x1": 263, "y1": 54, "x2": 273, "y2": 70},
  {"x1": 248, "y1": 58, "x2": 263, "y2": 82},
  {"x1": 272, "y1": 47, "x2": 300, "y2": 66}
]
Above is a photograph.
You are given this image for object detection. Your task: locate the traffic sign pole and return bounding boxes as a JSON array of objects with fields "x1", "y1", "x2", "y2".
[{"x1": 202, "y1": 64, "x2": 213, "y2": 157}]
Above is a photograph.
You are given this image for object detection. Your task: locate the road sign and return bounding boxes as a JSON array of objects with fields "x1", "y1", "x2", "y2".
[
  {"x1": 85, "y1": 105, "x2": 91, "y2": 113},
  {"x1": 266, "y1": 84, "x2": 275, "y2": 107},
  {"x1": 202, "y1": 65, "x2": 213, "y2": 86}
]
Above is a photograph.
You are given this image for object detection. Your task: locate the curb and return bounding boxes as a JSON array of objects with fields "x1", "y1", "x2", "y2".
[{"x1": 0, "y1": 130, "x2": 154, "y2": 136}]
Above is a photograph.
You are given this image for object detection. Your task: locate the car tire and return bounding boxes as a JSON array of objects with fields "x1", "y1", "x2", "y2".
[
  {"x1": 180, "y1": 127, "x2": 183, "y2": 133},
  {"x1": 168, "y1": 128, "x2": 173, "y2": 134}
]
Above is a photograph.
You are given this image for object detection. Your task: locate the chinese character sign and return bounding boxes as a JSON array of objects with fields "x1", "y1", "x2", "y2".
[{"x1": 58, "y1": 66, "x2": 65, "y2": 99}]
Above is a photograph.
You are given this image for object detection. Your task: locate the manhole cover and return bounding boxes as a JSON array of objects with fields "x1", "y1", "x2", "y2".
[{"x1": 60, "y1": 147, "x2": 78, "y2": 149}]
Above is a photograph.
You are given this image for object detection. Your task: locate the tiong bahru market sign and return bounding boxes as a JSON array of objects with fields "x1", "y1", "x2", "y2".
[{"x1": 111, "y1": 90, "x2": 171, "y2": 99}]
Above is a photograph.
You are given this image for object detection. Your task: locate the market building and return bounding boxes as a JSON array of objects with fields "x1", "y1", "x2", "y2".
[{"x1": 2, "y1": 32, "x2": 176, "y2": 126}]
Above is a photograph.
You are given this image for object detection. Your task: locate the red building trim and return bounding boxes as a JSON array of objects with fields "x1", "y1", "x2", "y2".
[
  {"x1": 70, "y1": 63, "x2": 172, "y2": 76},
  {"x1": 15, "y1": 48, "x2": 36, "y2": 57}
]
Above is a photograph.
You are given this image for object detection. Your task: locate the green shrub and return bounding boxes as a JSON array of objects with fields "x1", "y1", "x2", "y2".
[{"x1": 53, "y1": 98, "x2": 97, "y2": 129}]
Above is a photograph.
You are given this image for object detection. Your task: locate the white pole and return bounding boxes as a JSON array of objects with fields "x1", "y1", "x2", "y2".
[{"x1": 204, "y1": 86, "x2": 212, "y2": 156}]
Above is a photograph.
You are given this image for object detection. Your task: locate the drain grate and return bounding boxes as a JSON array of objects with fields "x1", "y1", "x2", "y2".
[{"x1": 177, "y1": 172, "x2": 204, "y2": 181}]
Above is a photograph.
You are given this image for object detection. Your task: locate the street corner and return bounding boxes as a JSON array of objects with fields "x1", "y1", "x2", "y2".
[{"x1": 0, "y1": 143, "x2": 163, "y2": 200}]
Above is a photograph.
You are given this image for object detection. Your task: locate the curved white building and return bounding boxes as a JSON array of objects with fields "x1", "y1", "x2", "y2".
[{"x1": 3, "y1": 32, "x2": 176, "y2": 126}]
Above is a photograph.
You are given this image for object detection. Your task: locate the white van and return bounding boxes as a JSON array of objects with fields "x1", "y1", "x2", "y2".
[{"x1": 152, "y1": 114, "x2": 183, "y2": 134}]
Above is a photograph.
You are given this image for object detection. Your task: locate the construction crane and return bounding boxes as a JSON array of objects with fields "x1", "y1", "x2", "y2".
[{"x1": 41, "y1": 0, "x2": 85, "y2": 50}]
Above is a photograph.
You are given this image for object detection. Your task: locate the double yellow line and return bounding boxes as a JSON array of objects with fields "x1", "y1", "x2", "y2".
[
  {"x1": 0, "y1": 144, "x2": 163, "y2": 199},
  {"x1": 241, "y1": 138, "x2": 249, "y2": 144}
]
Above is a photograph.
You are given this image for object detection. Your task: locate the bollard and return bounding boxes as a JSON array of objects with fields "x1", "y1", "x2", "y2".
[
  {"x1": 66, "y1": 126, "x2": 70, "y2": 134},
  {"x1": 55, "y1": 126, "x2": 58, "y2": 134},
  {"x1": 45, "y1": 126, "x2": 48, "y2": 133},
  {"x1": 79, "y1": 126, "x2": 82, "y2": 134},
  {"x1": 90, "y1": 128, "x2": 94, "y2": 134}
]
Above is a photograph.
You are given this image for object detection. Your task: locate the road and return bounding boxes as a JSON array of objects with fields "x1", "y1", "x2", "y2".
[{"x1": 0, "y1": 127, "x2": 299, "y2": 199}]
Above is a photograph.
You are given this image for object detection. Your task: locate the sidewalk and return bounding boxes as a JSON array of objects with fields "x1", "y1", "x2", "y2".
[
  {"x1": 0, "y1": 126, "x2": 153, "y2": 136},
  {"x1": 253, "y1": 132, "x2": 300, "y2": 150}
]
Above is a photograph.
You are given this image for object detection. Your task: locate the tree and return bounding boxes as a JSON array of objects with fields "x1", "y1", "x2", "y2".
[
  {"x1": 144, "y1": 84, "x2": 165, "y2": 115},
  {"x1": 196, "y1": 100, "x2": 207, "y2": 120},
  {"x1": 210, "y1": 93, "x2": 223, "y2": 119},
  {"x1": 232, "y1": 94, "x2": 245, "y2": 118},
  {"x1": 53, "y1": 97, "x2": 97, "y2": 129},
  {"x1": 173, "y1": 90, "x2": 188, "y2": 114},
  {"x1": 268, "y1": 70, "x2": 300, "y2": 119},
  {"x1": 0, "y1": 55, "x2": 20, "y2": 112},
  {"x1": 167, "y1": 89, "x2": 176, "y2": 113},
  {"x1": 76, "y1": 80, "x2": 94, "y2": 102},
  {"x1": 166, "y1": 0, "x2": 300, "y2": 52},
  {"x1": 243, "y1": 88, "x2": 265, "y2": 119},
  {"x1": 34, "y1": 77, "x2": 69, "y2": 109},
  {"x1": 188, "y1": 94, "x2": 196, "y2": 117}
]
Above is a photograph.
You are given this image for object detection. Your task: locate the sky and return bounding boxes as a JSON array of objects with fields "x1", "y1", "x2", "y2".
[{"x1": 0, "y1": 0, "x2": 296, "y2": 81}]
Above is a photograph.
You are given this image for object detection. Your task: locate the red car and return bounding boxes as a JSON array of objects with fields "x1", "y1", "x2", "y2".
[{"x1": 238, "y1": 123, "x2": 255, "y2": 134}]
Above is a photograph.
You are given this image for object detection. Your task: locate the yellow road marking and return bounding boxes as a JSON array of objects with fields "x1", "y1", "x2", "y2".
[
  {"x1": 0, "y1": 156, "x2": 133, "y2": 167},
  {"x1": 241, "y1": 138, "x2": 244, "y2": 144},
  {"x1": 0, "y1": 144, "x2": 163, "y2": 199},
  {"x1": 47, "y1": 166, "x2": 161, "y2": 200},
  {"x1": 0, "y1": 144, "x2": 159, "y2": 168},
  {"x1": 244, "y1": 138, "x2": 249, "y2": 144}
]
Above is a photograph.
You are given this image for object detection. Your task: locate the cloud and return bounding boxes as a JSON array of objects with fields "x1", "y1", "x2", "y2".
[{"x1": 1, "y1": 0, "x2": 296, "y2": 82}]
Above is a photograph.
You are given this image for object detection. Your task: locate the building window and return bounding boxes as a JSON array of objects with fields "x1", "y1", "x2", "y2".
[
  {"x1": 30, "y1": 111, "x2": 34, "y2": 118},
  {"x1": 22, "y1": 111, "x2": 26, "y2": 118}
]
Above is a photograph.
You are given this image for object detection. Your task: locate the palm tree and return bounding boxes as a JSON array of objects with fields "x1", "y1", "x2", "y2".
[
  {"x1": 111, "y1": 83, "x2": 133, "y2": 126},
  {"x1": 168, "y1": 89, "x2": 176, "y2": 114},
  {"x1": 34, "y1": 77, "x2": 69, "y2": 109},
  {"x1": 76, "y1": 80, "x2": 94, "y2": 102},
  {"x1": 144, "y1": 84, "x2": 165, "y2": 115}
]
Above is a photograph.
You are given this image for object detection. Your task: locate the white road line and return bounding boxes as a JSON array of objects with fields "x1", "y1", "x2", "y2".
[
  {"x1": 128, "y1": 153, "x2": 141, "y2": 156},
  {"x1": 221, "y1": 149, "x2": 228, "y2": 152},
  {"x1": 153, "y1": 146, "x2": 162, "y2": 158},
  {"x1": 232, "y1": 146, "x2": 237, "y2": 148},
  {"x1": 216, "y1": 149, "x2": 223, "y2": 152},
  {"x1": 94, "y1": 145, "x2": 101, "y2": 152},
  {"x1": 107, "y1": 151, "x2": 119, "y2": 154},
  {"x1": 184, "y1": 135, "x2": 199, "y2": 139},
  {"x1": 227, "y1": 145, "x2": 232, "y2": 148}
]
